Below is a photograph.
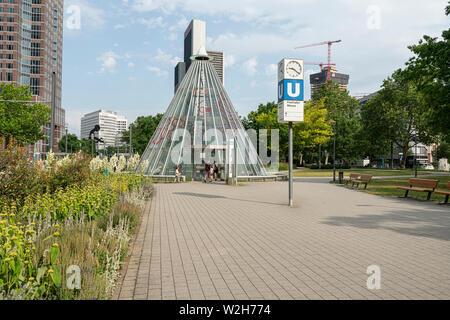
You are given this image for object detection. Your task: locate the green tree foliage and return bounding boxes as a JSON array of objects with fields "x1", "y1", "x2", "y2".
[
  {"x1": 312, "y1": 81, "x2": 363, "y2": 164},
  {"x1": 361, "y1": 69, "x2": 436, "y2": 168},
  {"x1": 404, "y1": 3, "x2": 450, "y2": 138},
  {"x1": 0, "y1": 83, "x2": 50, "y2": 145},
  {"x1": 244, "y1": 101, "x2": 332, "y2": 163},
  {"x1": 122, "y1": 114, "x2": 163, "y2": 155},
  {"x1": 58, "y1": 134, "x2": 81, "y2": 153}
]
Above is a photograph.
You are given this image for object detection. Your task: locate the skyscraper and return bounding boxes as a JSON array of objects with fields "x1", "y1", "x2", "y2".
[
  {"x1": 174, "y1": 19, "x2": 224, "y2": 92},
  {"x1": 0, "y1": 0, "x2": 65, "y2": 153},
  {"x1": 80, "y1": 110, "x2": 128, "y2": 148},
  {"x1": 310, "y1": 67, "x2": 349, "y2": 97}
]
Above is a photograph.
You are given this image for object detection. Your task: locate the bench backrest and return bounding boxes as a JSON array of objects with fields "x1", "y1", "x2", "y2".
[
  {"x1": 360, "y1": 174, "x2": 373, "y2": 182},
  {"x1": 349, "y1": 173, "x2": 360, "y2": 179},
  {"x1": 446, "y1": 181, "x2": 450, "y2": 190},
  {"x1": 408, "y1": 178, "x2": 439, "y2": 189}
]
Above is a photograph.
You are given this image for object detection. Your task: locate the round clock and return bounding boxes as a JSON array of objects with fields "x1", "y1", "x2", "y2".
[{"x1": 286, "y1": 60, "x2": 302, "y2": 78}]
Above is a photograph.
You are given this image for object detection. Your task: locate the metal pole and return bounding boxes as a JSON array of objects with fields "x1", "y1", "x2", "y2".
[
  {"x1": 65, "y1": 126, "x2": 68, "y2": 154},
  {"x1": 414, "y1": 138, "x2": 418, "y2": 178},
  {"x1": 234, "y1": 136, "x2": 238, "y2": 185},
  {"x1": 129, "y1": 125, "x2": 133, "y2": 156},
  {"x1": 50, "y1": 72, "x2": 56, "y2": 152},
  {"x1": 333, "y1": 124, "x2": 336, "y2": 182},
  {"x1": 289, "y1": 122, "x2": 293, "y2": 207}
]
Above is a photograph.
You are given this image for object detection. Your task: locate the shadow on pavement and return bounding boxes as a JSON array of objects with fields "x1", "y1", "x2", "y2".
[
  {"x1": 322, "y1": 199, "x2": 450, "y2": 241},
  {"x1": 173, "y1": 192, "x2": 285, "y2": 206}
]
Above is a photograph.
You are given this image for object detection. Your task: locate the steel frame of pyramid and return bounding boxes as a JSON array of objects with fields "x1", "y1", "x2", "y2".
[{"x1": 137, "y1": 54, "x2": 268, "y2": 180}]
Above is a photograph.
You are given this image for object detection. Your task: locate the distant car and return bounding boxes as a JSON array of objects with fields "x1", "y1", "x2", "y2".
[{"x1": 421, "y1": 163, "x2": 434, "y2": 170}]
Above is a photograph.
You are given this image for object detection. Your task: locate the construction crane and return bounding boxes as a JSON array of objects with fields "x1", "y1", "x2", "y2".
[
  {"x1": 295, "y1": 40, "x2": 342, "y2": 80},
  {"x1": 304, "y1": 62, "x2": 336, "y2": 72}
]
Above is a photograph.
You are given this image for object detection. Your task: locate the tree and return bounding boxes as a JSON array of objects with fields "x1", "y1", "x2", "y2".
[
  {"x1": 312, "y1": 81, "x2": 363, "y2": 164},
  {"x1": 0, "y1": 83, "x2": 50, "y2": 145},
  {"x1": 122, "y1": 114, "x2": 163, "y2": 155},
  {"x1": 246, "y1": 101, "x2": 332, "y2": 164},
  {"x1": 360, "y1": 69, "x2": 436, "y2": 168},
  {"x1": 58, "y1": 134, "x2": 81, "y2": 153},
  {"x1": 404, "y1": 2, "x2": 450, "y2": 139},
  {"x1": 294, "y1": 99, "x2": 333, "y2": 165}
]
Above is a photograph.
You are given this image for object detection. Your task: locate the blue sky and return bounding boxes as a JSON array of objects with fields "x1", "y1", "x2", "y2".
[{"x1": 62, "y1": 0, "x2": 449, "y2": 136}]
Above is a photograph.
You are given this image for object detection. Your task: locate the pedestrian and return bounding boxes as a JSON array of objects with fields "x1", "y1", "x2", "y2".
[
  {"x1": 174, "y1": 165, "x2": 182, "y2": 183},
  {"x1": 210, "y1": 163, "x2": 214, "y2": 182},
  {"x1": 213, "y1": 161, "x2": 219, "y2": 181},
  {"x1": 204, "y1": 162, "x2": 211, "y2": 183}
]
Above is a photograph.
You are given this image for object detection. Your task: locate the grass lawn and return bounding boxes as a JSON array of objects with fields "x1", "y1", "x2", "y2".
[
  {"x1": 292, "y1": 169, "x2": 432, "y2": 177},
  {"x1": 342, "y1": 176, "x2": 450, "y2": 203}
]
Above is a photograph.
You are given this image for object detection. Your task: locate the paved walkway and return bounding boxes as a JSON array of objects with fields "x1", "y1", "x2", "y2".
[{"x1": 114, "y1": 180, "x2": 450, "y2": 300}]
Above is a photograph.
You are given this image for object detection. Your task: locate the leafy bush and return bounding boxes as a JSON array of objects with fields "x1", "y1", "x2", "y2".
[
  {"x1": 0, "y1": 144, "x2": 43, "y2": 204},
  {"x1": 43, "y1": 153, "x2": 92, "y2": 194}
]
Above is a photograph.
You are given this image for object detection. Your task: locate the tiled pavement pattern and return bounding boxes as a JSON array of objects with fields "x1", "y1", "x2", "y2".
[{"x1": 114, "y1": 180, "x2": 450, "y2": 300}]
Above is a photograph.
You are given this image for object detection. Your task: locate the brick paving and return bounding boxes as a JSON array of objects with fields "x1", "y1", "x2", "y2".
[{"x1": 114, "y1": 180, "x2": 450, "y2": 300}]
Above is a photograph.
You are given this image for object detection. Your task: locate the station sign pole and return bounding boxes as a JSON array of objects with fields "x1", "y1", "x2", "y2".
[{"x1": 277, "y1": 58, "x2": 304, "y2": 207}]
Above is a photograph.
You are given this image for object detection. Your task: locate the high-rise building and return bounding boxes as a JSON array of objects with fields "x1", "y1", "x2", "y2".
[
  {"x1": 310, "y1": 67, "x2": 349, "y2": 97},
  {"x1": 207, "y1": 50, "x2": 224, "y2": 84},
  {"x1": 174, "y1": 19, "x2": 225, "y2": 92},
  {"x1": 0, "y1": 0, "x2": 65, "y2": 153},
  {"x1": 80, "y1": 110, "x2": 128, "y2": 148}
]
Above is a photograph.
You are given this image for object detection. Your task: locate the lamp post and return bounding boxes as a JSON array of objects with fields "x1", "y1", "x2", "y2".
[{"x1": 65, "y1": 123, "x2": 68, "y2": 154}]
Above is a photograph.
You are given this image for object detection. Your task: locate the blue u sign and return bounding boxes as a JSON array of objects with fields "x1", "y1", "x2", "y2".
[{"x1": 278, "y1": 79, "x2": 304, "y2": 102}]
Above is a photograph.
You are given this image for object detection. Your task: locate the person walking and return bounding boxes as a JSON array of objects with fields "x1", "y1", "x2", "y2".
[
  {"x1": 210, "y1": 163, "x2": 214, "y2": 182},
  {"x1": 204, "y1": 162, "x2": 210, "y2": 183},
  {"x1": 213, "y1": 161, "x2": 219, "y2": 181},
  {"x1": 174, "y1": 165, "x2": 182, "y2": 183}
]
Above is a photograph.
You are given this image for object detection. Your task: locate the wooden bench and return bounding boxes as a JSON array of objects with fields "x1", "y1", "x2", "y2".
[
  {"x1": 396, "y1": 178, "x2": 439, "y2": 200},
  {"x1": 352, "y1": 174, "x2": 373, "y2": 189},
  {"x1": 343, "y1": 173, "x2": 360, "y2": 185},
  {"x1": 435, "y1": 181, "x2": 450, "y2": 204}
]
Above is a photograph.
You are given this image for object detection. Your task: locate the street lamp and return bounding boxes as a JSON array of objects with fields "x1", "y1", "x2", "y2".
[{"x1": 65, "y1": 123, "x2": 68, "y2": 154}]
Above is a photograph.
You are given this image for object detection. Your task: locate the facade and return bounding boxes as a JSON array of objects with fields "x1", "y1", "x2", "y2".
[
  {"x1": 80, "y1": 110, "x2": 128, "y2": 148},
  {"x1": 310, "y1": 67, "x2": 349, "y2": 97},
  {"x1": 174, "y1": 19, "x2": 225, "y2": 92},
  {"x1": 139, "y1": 53, "x2": 267, "y2": 179},
  {"x1": 174, "y1": 61, "x2": 185, "y2": 93},
  {"x1": 207, "y1": 50, "x2": 224, "y2": 85},
  {"x1": 0, "y1": 0, "x2": 65, "y2": 152}
]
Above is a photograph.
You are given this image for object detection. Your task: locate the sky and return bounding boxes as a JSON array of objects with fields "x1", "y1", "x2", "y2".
[{"x1": 62, "y1": 0, "x2": 449, "y2": 136}]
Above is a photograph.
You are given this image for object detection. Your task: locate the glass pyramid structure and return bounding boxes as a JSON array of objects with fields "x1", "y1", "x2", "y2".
[{"x1": 137, "y1": 52, "x2": 268, "y2": 180}]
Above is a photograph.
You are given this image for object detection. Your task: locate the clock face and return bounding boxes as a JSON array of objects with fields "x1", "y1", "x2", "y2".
[{"x1": 286, "y1": 60, "x2": 302, "y2": 78}]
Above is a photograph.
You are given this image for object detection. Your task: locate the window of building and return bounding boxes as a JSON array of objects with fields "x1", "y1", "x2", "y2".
[
  {"x1": 7, "y1": 35, "x2": 14, "y2": 41},
  {"x1": 7, "y1": 7, "x2": 14, "y2": 13},
  {"x1": 7, "y1": 26, "x2": 14, "y2": 32},
  {"x1": 6, "y1": 44, "x2": 13, "y2": 50},
  {"x1": 7, "y1": 17, "x2": 13, "y2": 22},
  {"x1": 6, "y1": 72, "x2": 13, "y2": 82}
]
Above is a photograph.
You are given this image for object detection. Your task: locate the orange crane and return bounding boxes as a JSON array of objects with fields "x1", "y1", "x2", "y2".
[{"x1": 295, "y1": 40, "x2": 342, "y2": 80}]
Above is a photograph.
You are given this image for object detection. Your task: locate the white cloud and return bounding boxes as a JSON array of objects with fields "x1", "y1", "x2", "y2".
[
  {"x1": 147, "y1": 66, "x2": 168, "y2": 78},
  {"x1": 169, "y1": 16, "x2": 189, "y2": 31},
  {"x1": 64, "y1": 0, "x2": 105, "y2": 29},
  {"x1": 97, "y1": 51, "x2": 120, "y2": 73},
  {"x1": 128, "y1": 62, "x2": 135, "y2": 68},
  {"x1": 154, "y1": 48, "x2": 182, "y2": 66},
  {"x1": 168, "y1": 33, "x2": 178, "y2": 41},
  {"x1": 224, "y1": 53, "x2": 236, "y2": 67},
  {"x1": 138, "y1": 16, "x2": 166, "y2": 29},
  {"x1": 265, "y1": 64, "x2": 277, "y2": 76},
  {"x1": 114, "y1": 24, "x2": 126, "y2": 29},
  {"x1": 242, "y1": 57, "x2": 258, "y2": 76}
]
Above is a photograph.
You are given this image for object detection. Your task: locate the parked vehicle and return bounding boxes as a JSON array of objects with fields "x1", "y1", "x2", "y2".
[{"x1": 421, "y1": 163, "x2": 435, "y2": 170}]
